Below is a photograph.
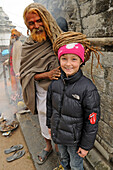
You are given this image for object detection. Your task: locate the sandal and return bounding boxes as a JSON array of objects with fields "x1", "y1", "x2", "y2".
[
  {"x1": 6, "y1": 150, "x2": 25, "y2": 162},
  {"x1": 4, "y1": 144, "x2": 23, "y2": 154},
  {"x1": 37, "y1": 149, "x2": 53, "y2": 165},
  {"x1": 1, "y1": 121, "x2": 19, "y2": 132}
]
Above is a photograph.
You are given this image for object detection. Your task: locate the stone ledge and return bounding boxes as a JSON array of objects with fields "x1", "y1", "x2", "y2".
[
  {"x1": 94, "y1": 140, "x2": 109, "y2": 161},
  {"x1": 84, "y1": 147, "x2": 112, "y2": 170},
  {"x1": 88, "y1": 38, "x2": 113, "y2": 46}
]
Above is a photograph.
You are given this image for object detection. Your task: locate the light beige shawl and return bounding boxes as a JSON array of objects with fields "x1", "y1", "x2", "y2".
[
  {"x1": 12, "y1": 39, "x2": 22, "y2": 74},
  {"x1": 20, "y1": 36, "x2": 59, "y2": 114}
]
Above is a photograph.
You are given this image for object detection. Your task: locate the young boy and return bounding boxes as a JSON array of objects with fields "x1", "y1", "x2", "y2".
[{"x1": 46, "y1": 42, "x2": 100, "y2": 170}]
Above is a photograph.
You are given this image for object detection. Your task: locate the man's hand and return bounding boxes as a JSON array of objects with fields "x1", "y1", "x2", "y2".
[
  {"x1": 16, "y1": 73, "x2": 20, "y2": 79},
  {"x1": 48, "y1": 66, "x2": 61, "y2": 80},
  {"x1": 77, "y1": 147, "x2": 88, "y2": 158},
  {"x1": 34, "y1": 66, "x2": 61, "y2": 80}
]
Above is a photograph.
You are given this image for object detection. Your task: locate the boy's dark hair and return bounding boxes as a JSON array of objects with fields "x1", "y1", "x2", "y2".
[{"x1": 56, "y1": 17, "x2": 68, "y2": 32}]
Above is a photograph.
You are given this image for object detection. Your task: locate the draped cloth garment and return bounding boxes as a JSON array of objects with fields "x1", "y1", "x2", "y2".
[
  {"x1": 20, "y1": 36, "x2": 59, "y2": 114},
  {"x1": 12, "y1": 39, "x2": 22, "y2": 74}
]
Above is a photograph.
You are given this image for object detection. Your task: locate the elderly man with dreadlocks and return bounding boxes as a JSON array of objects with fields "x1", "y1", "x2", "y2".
[{"x1": 19, "y1": 3, "x2": 62, "y2": 164}]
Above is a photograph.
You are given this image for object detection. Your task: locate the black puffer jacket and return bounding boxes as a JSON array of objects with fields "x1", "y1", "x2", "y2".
[{"x1": 46, "y1": 69, "x2": 100, "y2": 150}]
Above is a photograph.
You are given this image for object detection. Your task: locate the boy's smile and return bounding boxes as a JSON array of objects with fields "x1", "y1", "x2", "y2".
[{"x1": 60, "y1": 54, "x2": 83, "y2": 77}]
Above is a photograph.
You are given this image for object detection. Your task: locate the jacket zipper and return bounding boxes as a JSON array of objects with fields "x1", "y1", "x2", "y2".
[{"x1": 56, "y1": 79, "x2": 65, "y2": 132}]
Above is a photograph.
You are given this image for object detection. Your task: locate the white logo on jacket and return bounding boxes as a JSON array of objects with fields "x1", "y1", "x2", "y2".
[{"x1": 72, "y1": 94, "x2": 80, "y2": 100}]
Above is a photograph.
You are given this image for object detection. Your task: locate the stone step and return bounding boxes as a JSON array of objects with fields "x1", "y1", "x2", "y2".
[{"x1": 84, "y1": 147, "x2": 112, "y2": 170}]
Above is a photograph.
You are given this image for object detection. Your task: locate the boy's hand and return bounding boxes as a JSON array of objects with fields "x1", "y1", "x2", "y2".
[{"x1": 77, "y1": 147, "x2": 88, "y2": 158}]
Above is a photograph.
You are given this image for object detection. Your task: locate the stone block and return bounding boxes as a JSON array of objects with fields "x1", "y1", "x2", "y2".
[
  {"x1": 82, "y1": 13, "x2": 106, "y2": 37},
  {"x1": 111, "y1": 0, "x2": 113, "y2": 7},
  {"x1": 100, "y1": 94, "x2": 113, "y2": 113},
  {"x1": 100, "y1": 105, "x2": 104, "y2": 120},
  {"x1": 78, "y1": 0, "x2": 88, "y2": 3},
  {"x1": 109, "y1": 114, "x2": 113, "y2": 128},
  {"x1": 95, "y1": 161, "x2": 111, "y2": 170},
  {"x1": 98, "y1": 121, "x2": 113, "y2": 147},
  {"x1": 81, "y1": 1, "x2": 91, "y2": 17},
  {"x1": 101, "y1": 10, "x2": 113, "y2": 28},
  {"x1": 95, "y1": 0, "x2": 109, "y2": 14},
  {"x1": 100, "y1": 52, "x2": 113, "y2": 67},
  {"x1": 101, "y1": 139, "x2": 110, "y2": 152},
  {"x1": 96, "y1": 134, "x2": 101, "y2": 143},
  {"x1": 107, "y1": 145, "x2": 113, "y2": 154},
  {"x1": 94, "y1": 77, "x2": 106, "y2": 92},
  {"x1": 105, "y1": 82, "x2": 113, "y2": 96},
  {"x1": 83, "y1": 14, "x2": 102, "y2": 30},
  {"x1": 86, "y1": 148, "x2": 101, "y2": 168},
  {"x1": 101, "y1": 139, "x2": 113, "y2": 154},
  {"x1": 94, "y1": 140, "x2": 109, "y2": 161},
  {"x1": 106, "y1": 69, "x2": 113, "y2": 83},
  {"x1": 104, "y1": 112, "x2": 111, "y2": 125},
  {"x1": 92, "y1": 66, "x2": 104, "y2": 79},
  {"x1": 86, "y1": 147, "x2": 111, "y2": 170}
]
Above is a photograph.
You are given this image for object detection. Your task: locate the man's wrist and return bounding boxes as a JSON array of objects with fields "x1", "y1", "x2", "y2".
[{"x1": 34, "y1": 72, "x2": 49, "y2": 80}]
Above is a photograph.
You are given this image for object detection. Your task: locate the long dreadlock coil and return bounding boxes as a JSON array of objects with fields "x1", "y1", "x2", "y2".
[{"x1": 53, "y1": 31, "x2": 103, "y2": 82}]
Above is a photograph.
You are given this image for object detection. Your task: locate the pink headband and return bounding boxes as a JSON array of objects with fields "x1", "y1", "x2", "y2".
[{"x1": 58, "y1": 43, "x2": 85, "y2": 62}]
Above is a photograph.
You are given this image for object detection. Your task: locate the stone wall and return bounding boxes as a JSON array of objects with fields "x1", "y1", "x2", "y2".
[
  {"x1": 82, "y1": 51, "x2": 113, "y2": 169},
  {"x1": 33, "y1": 0, "x2": 113, "y2": 169},
  {"x1": 34, "y1": 0, "x2": 113, "y2": 38}
]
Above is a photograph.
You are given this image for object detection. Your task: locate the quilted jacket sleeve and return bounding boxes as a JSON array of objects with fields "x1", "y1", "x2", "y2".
[{"x1": 79, "y1": 86, "x2": 101, "y2": 151}]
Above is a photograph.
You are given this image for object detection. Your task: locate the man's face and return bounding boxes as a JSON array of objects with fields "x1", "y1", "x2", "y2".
[
  {"x1": 10, "y1": 34, "x2": 16, "y2": 44},
  {"x1": 26, "y1": 12, "x2": 46, "y2": 42},
  {"x1": 11, "y1": 34, "x2": 16, "y2": 39}
]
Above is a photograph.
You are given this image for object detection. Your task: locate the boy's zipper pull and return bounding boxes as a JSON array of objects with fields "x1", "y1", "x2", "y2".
[{"x1": 63, "y1": 78, "x2": 65, "y2": 85}]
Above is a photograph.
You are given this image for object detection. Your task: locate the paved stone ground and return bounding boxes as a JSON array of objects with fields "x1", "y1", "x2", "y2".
[
  {"x1": 0, "y1": 125, "x2": 35, "y2": 170},
  {"x1": 16, "y1": 112, "x2": 59, "y2": 170},
  {"x1": 0, "y1": 64, "x2": 35, "y2": 170}
]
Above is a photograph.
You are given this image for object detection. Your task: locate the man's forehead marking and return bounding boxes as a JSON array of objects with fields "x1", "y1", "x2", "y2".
[{"x1": 26, "y1": 12, "x2": 41, "y2": 21}]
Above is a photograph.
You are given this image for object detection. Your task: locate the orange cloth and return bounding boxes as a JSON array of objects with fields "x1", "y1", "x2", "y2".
[
  {"x1": 10, "y1": 75, "x2": 17, "y2": 91},
  {"x1": 11, "y1": 29, "x2": 22, "y2": 37}
]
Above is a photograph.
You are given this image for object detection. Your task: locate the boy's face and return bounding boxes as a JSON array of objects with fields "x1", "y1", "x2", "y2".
[{"x1": 60, "y1": 54, "x2": 83, "y2": 77}]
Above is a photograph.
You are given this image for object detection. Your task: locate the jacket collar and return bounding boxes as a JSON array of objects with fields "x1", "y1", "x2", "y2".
[{"x1": 61, "y1": 69, "x2": 83, "y2": 84}]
